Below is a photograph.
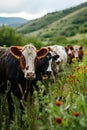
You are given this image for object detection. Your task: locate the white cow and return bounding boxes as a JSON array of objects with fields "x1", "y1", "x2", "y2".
[{"x1": 48, "y1": 45, "x2": 68, "y2": 76}]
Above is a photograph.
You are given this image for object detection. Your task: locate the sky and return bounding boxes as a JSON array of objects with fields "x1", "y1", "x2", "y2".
[{"x1": 0, "y1": 0, "x2": 87, "y2": 20}]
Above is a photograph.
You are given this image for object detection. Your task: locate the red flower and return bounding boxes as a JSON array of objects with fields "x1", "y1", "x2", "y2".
[
  {"x1": 55, "y1": 117, "x2": 62, "y2": 124},
  {"x1": 73, "y1": 112, "x2": 80, "y2": 117},
  {"x1": 56, "y1": 101, "x2": 63, "y2": 106}
]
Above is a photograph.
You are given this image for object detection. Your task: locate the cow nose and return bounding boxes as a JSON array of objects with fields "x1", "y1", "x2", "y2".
[
  {"x1": 26, "y1": 72, "x2": 35, "y2": 79},
  {"x1": 46, "y1": 71, "x2": 52, "y2": 76},
  {"x1": 68, "y1": 53, "x2": 71, "y2": 56}
]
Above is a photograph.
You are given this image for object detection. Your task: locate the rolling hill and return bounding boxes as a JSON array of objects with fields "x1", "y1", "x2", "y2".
[
  {"x1": 16, "y1": 2, "x2": 87, "y2": 43},
  {"x1": 0, "y1": 17, "x2": 28, "y2": 28}
]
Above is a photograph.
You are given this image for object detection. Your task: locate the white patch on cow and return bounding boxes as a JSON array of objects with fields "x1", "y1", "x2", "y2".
[
  {"x1": 68, "y1": 49, "x2": 72, "y2": 55},
  {"x1": 47, "y1": 58, "x2": 52, "y2": 72},
  {"x1": 74, "y1": 45, "x2": 79, "y2": 58},
  {"x1": 22, "y1": 44, "x2": 37, "y2": 79}
]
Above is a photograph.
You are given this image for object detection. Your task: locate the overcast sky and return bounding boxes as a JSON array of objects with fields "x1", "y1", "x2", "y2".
[{"x1": 0, "y1": 0, "x2": 87, "y2": 20}]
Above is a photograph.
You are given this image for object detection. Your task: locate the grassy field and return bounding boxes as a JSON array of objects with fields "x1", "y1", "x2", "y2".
[{"x1": 0, "y1": 49, "x2": 87, "y2": 130}]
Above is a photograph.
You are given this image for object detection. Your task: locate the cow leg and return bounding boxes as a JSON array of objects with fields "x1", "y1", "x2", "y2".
[
  {"x1": 7, "y1": 90, "x2": 14, "y2": 121},
  {"x1": 0, "y1": 82, "x2": 7, "y2": 94},
  {"x1": 25, "y1": 80, "x2": 34, "y2": 104}
]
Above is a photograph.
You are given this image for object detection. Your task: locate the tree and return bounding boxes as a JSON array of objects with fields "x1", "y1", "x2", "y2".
[{"x1": 0, "y1": 25, "x2": 23, "y2": 47}]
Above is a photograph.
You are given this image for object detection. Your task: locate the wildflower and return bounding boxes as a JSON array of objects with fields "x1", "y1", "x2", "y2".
[
  {"x1": 55, "y1": 117, "x2": 62, "y2": 124},
  {"x1": 73, "y1": 112, "x2": 80, "y2": 117},
  {"x1": 84, "y1": 51, "x2": 87, "y2": 55},
  {"x1": 72, "y1": 58, "x2": 77, "y2": 63},
  {"x1": 67, "y1": 74, "x2": 79, "y2": 84},
  {"x1": 56, "y1": 101, "x2": 63, "y2": 106}
]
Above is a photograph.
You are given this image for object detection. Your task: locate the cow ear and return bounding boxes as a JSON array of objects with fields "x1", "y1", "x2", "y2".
[
  {"x1": 48, "y1": 46, "x2": 52, "y2": 51},
  {"x1": 65, "y1": 47, "x2": 68, "y2": 52},
  {"x1": 70, "y1": 46, "x2": 74, "y2": 50},
  {"x1": 10, "y1": 46, "x2": 22, "y2": 59},
  {"x1": 37, "y1": 47, "x2": 48, "y2": 59},
  {"x1": 79, "y1": 46, "x2": 83, "y2": 50}
]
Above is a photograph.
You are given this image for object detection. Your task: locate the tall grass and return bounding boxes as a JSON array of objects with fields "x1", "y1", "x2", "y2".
[{"x1": 0, "y1": 52, "x2": 87, "y2": 130}]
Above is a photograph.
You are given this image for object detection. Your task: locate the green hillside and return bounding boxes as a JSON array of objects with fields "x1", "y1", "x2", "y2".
[{"x1": 16, "y1": 2, "x2": 87, "y2": 44}]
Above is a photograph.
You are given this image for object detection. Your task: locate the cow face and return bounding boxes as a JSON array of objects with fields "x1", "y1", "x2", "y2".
[
  {"x1": 52, "y1": 54, "x2": 60, "y2": 74},
  {"x1": 10, "y1": 44, "x2": 49, "y2": 80},
  {"x1": 65, "y1": 45, "x2": 74, "y2": 64},
  {"x1": 35, "y1": 52, "x2": 53, "y2": 79},
  {"x1": 65, "y1": 45, "x2": 74, "y2": 57},
  {"x1": 10, "y1": 44, "x2": 37, "y2": 80},
  {"x1": 21, "y1": 44, "x2": 37, "y2": 79},
  {"x1": 48, "y1": 45, "x2": 64, "y2": 75},
  {"x1": 74, "y1": 45, "x2": 83, "y2": 61}
]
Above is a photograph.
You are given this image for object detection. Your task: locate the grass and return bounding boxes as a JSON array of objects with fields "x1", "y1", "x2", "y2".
[{"x1": 0, "y1": 51, "x2": 87, "y2": 130}]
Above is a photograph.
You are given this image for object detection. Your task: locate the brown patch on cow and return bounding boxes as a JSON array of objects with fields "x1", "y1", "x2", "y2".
[
  {"x1": 19, "y1": 55, "x2": 26, "y2": 70},
  {"x1": 78, "y1": 46, "x2": 84, "y2": 60}
]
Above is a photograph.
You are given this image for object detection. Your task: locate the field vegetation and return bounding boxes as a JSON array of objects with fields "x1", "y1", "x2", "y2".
[
  {"x1": 0, "y1": 48, "x2": 87, "y2": 130},
  {"x1": 0, "y1": 2, "x2": 87, "y2": 130}
]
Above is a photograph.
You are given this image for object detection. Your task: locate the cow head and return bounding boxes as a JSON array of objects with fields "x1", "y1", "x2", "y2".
[
  {"x1": 73, "y1": 45, "x2": 83, "y2": 61},
  {"x1": 10, "y1": 44, "x2": 49, "y2": 80},
  {"x1": 48, "y1": 46, "x2": 61, "y2": 75},
  {"x1": 35, "y1": 47, "x2": 53, "y2": 80},
  {"x1": 65, "y1": 45, "x2": 74, "y2": 64},
  {"x1": 65, "y1": 45, "x2": 74, "y2": 57}
]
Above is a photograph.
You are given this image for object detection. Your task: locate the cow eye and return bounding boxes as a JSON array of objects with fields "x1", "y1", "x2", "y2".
[
  {"x1": 70, "y1": 47, "x2": 73, "y2": 50},
  {"x1": 53, "y1": 55, "x2": 59, "y2": 61},
  {"x1": 20, "y1": 56, "x2": 26, "y2": 69},
  {"x1": 21, "y1": 56, "x2": 25, "y2": 62},
  {"x1": 46, "y1": 53, "x2": 51, "y2": 59},
  {"x1": 26, "y1": 66, "x2": 29, "y2": 70}
]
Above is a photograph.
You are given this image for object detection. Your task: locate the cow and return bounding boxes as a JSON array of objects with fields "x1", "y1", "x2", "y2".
[
  {"x1": 30, "y1": 49, "x2": 60, "y2": 98},
  {"x1": 65, "y1": 45, "x2": 84, "y2": 63},
  {"x1": 0, "y1": 44, "x2": 49, "y2": 120},
  {"x1": 65, "y1": 45, "x2": 74, "y2": 64},
  {"x1": 28, "y1": 48, "x2": 60, "y2": 111},
  {"x1": 48, "y1": 45, "x2": 67, "y2": 77},
  {"x1": 73, "y1": 45, "x2": 84, "y2": 61}
]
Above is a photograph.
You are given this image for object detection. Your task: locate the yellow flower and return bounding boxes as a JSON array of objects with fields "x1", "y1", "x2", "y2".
[
  {"x1": 72, "y1": 58, "x2": 77, "y2": 62},
  {"x1": 84, "y1": 51, "x2": 87, "y2": 55},
  {"x1": 67, "y1": 74, "x2": 79, "y2": 84}
]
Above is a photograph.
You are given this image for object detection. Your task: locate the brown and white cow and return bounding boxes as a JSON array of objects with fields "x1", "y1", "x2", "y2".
[
  {"x1": 73, "y1": 45, "x2": 84, "y2": 61},
  {"x1": 65, "y1": 45, "x2": 74, "y2": 64},
  {"x1": 0, "y1": 44, "x2": 49, "y2": 119},
  {"x1": 65, "y1": 45, "x2": 84, "y2": 63},
  {"x1": 10, "y1": 44, "x2": 49, "y2": 79}
]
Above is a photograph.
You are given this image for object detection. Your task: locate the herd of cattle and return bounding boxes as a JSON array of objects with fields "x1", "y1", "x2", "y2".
[{"x1": 0, "y1": 44, "x2": 84, "y2": 120}]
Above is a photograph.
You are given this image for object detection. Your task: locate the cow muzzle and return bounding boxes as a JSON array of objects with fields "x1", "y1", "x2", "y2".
[
  {"x1": 25, "y1": 72, "x2": 36, "y2": 80},
  {"x1": 46, "y1": 71, "x2": 52, "y2": 76},
  {"x1": 46, "y1": 71, "x2": 52, "y2": 78}
]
